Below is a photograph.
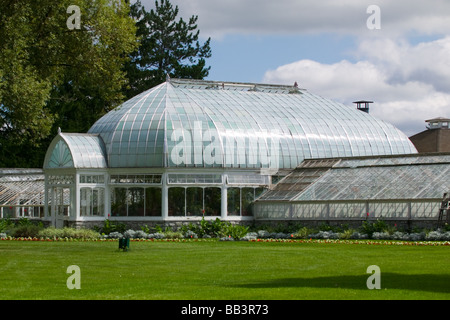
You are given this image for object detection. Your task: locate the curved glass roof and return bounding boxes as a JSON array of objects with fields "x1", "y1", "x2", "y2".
[
  {"x1": 44, "y1": 133, "x2": 107, "y2": 169},
  {"x1": 87, "y1": 78, "x2": 417, "y2": 169}
]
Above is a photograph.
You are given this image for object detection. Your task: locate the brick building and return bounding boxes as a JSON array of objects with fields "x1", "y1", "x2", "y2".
[{"x1": 409, "y1": 117, "x2": 450, "y2": 153}]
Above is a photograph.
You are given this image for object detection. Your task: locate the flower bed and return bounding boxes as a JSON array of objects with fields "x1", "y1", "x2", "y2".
[
  {"x1": 1, "y1": 218, "x2": 450, "y2": 245},
  {"x1": 1, "y1": 235, "x2": 449, "y2": 246}
]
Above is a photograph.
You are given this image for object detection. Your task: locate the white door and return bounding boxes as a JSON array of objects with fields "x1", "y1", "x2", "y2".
[{"x1": 51, "y1": 187, "x2": 70, "y2": 228}]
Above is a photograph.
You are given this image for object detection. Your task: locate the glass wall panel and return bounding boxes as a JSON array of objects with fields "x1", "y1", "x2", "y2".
[
  {"x1": 1, "y1": 206, "x2": 14, "y2": 218},
  {"x1": 227, "y1": 187, "x2": 240, "y2": 216},
  {"x1": 128, "y1": 188, "x2": 145, "y2": 216},
  {"x1": 80, "y1": 188, "x2": 91, "y2": 217},
  {"x1": 241, "y1": 188, "x2": 255, "y2": 216},
  {"x1": 168, "y1": 187, "x2": 185, "y2": 216},
  {"x1": 254, "y1": 203, "x2": 290, "y2": 219},
  {"x1": 255, "y1": 187, "x2": 266, "y2": 199},
  {"x1": 186, "y1": 187, "x2": 203, "y2": 216},
  {"x1": 370, "y1": 202, "x2": 409, "y2": 219},
  {"x1": 80, "y1": 175, "x2": 105, "y2": 184},
  {"x1": 292, "y1": 203, "x2": 327, "y2": 219},
  {"x1": 110, "y1": 174, "x2": 162, "y2": 184},
  {"x1": 80, "y1": 187, "x2": 104, "y2": 216},
  {"x1": 111, "y1": 187, "x2": 127, "y2": 216},
  {"x1": 410, "y1": 201, "x2": 439, "y2": 219},
  {"x1": 204, "y1": 187, "x2": 221, "y2": 216},
  {"x1": 329, "y1": 202, "x2": 366, "y2": 219},
  {"x1": 92, "y1": 188, "x2": 104, "y2": 216},
  {"x1": 145, "y1": 187, "x2": 162, "y2": 216}
]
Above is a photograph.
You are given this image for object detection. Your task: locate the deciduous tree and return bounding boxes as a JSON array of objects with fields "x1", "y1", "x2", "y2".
[{"x1": 0, "y1": 0, "x2": 138, "y2": 167}]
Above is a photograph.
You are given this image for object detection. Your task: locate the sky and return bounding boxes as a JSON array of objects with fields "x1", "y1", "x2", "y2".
[{"x1": 139, "y1": 0, "x2": 450, "y2": 137}]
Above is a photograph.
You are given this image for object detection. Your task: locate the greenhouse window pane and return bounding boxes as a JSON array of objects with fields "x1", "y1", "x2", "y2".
[
  {"x1": 227, "y1": 187, "x2": 240, "y2": 216},
  {"x1": 145, "y1": 187, "x2": 162, "y2": 216},
  {"x1": 186, "y1": 187, "x2": 203, "y2": 216},
  {"x1": 111, "y1": 187, "x2": 127, "y2": 217},
  {"x1": 204, "y1": 187, "x2": 221, "y2": 216},
  {"x1": 128, "y1": 188, "x2": 145, "y2": 216},
  {"x1": 168, "y1": 187, "x2": 185, "y2": 216}
]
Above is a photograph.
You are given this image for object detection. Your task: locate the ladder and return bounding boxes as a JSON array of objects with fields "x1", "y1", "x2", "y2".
[{"x1": 437, "y1": 193, "x2": 450, "y2": 227}]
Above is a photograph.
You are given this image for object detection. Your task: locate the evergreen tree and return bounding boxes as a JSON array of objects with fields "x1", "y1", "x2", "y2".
[{"x1": 124, "y1": 0, "x2": 212, "y2": 99}]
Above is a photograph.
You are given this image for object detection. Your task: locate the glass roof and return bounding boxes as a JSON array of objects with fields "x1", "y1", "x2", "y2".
[
  {"x1": 258, "y1": 154, "x2": 450, "y2": 201},
  {"x1": 44, "y1": 133, "x2": 107, "y2": 169},
  {"x1": 86, "y1": 78, "x2": 417, "y2": 169},
  {"x1": 0, "y1": 170, "x2": 45, "y2": 206}
]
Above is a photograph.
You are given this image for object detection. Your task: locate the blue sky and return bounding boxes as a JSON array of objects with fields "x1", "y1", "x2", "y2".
[
  {"x1": 206, "y1": 33, "x2": 358, "y2": 83},
  {"x1": 139, "y1": 0, "x2": 450, "y2": 136}
]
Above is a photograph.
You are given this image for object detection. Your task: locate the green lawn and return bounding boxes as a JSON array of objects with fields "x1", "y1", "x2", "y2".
[{"x1": 0, "y1": 240, "x2": 449, "y2": 300}]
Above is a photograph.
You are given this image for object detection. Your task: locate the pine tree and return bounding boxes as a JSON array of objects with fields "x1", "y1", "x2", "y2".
[{"x1": 124, "y1": 0, "x2": 212, "y2": 99}]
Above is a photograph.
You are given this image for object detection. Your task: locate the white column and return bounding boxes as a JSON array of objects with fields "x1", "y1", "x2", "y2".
[
  {"x1": 104, "y1": 173, "x2": 110, "y2": 219},
  {"x1": 162, "y1": 173, "x2": 168, "y2": 220},
  {"x1": 74, "y1": 173, "x2": 80, "y2": 221},
  {"x1": 51, "y1": 187, "x2": 56, "y2": 227},
  {"x1": 44, "y1": 175, "x2": 49, "y2": 218},
  {"x1": 221, "y1": 185, "x2": 227, "y2": 220}
]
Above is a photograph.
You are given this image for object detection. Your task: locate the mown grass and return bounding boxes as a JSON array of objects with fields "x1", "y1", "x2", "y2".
[{"x1": 0, "y1": 240, "x2": 448, "y2": 300}]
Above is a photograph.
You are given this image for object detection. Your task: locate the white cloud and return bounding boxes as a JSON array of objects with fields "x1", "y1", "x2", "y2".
[
  {"x1": 263, "y1": 37, "x2": 450, "y2": 136},
  {"x1": 164, "y1": 0, "x2": 450, "y2": 39}
]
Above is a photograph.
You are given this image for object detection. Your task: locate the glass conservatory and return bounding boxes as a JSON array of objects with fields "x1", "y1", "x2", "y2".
[
  {"x1": 0, "y1": 169, "x2": 46, "y2": 220},
  {"x1": 255, "y1": 153, "x2": 450, "y2": 224},
  {"x1": 42, "y1": 78, "x2": 418, "y2": 227}
]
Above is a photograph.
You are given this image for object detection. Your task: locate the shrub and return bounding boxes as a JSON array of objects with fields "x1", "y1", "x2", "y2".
[
  {"x1": 134, "y1": 230, "x2": 149, "y2": 239},
  {"x1": 11, "y1": 224, "x2": 43, "y2": 238},
  {"x1": 359, "y1": 219, "x2": 391, "y2": 238},
  {"x1": 183, "y1": 230, "x2": 198, "y2": 239},
  {"x1": 73, "y1": 228, "x2": 100, "y2": 239},
  {"x1": 309, "y1": 230, "x2": 339, "y2": 239},
  {"x1": 0, "y1": 218, "x2": 14, "y2": 233},
  {"x1": 219, "y1": 236, "x2": 235, "y2": 241},
  {"x1": 123, "y1": 229, "x2": 136, "y2": 239},
  {"x1": 94, "y1": 219, "x2": 126, "y2": 235},
  {"x1": 106, "y1": 231, "x2": 123, "y2": 239},
  {"x1": 372, "y1": 232, "x2": 391, "y2": 240},
  {"x1": 240, "y1": 232, "x2": 258, "y2": 241},
  {"x1": 38, "y1": 227, "x2": 100, "y2": 239},
  {"x1": 294, "y1": 227, "x2": 314, "y2": 239},
  {"x1": 350, "y1": 232, "x2": 368, "y2": 240},
  {"x1": 163, "y1": 231, "x2": 184, "y2": 239},
  {"x1": 198, "y1": 217, "x2": 226, "y2": 238},
  {"x1": 257, "y1": 230, "x2": 270, "y2": 238},
  {"x1": 425, "y1": 230, "x2": 450, "y2": 241},
  {"x1": 339, "y1": 229, "x2": 356, "y2": 240},
  {"x1": 404, "y1": 232, "x2": 425, "y2": 241},
  {"x1": 147, "y1": 232, "x2": 165, "y2": 239},
  {"x1": 221, "y1": 223, "x2": 249, "y2": 240}
]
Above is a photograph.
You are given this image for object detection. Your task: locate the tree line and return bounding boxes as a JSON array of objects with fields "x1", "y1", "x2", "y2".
[{"x1": 0, "y1": 0, "x2": 211, "y2": 167}]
